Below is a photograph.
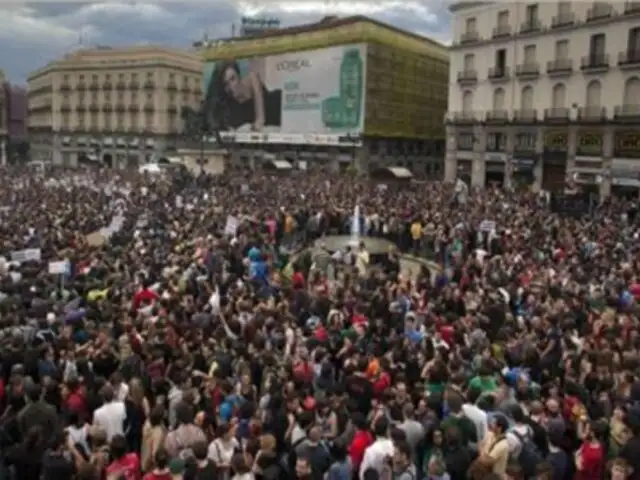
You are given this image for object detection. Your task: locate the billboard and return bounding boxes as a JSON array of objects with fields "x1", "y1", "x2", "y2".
[{"x1": 202, "y1": 44, "x2": 366, "y2": 144}]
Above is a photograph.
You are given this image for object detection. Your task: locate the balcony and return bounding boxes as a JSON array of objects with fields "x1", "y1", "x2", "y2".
[
  {"x1": 103, "y1": 81, "x2": 112, "y2": 90},
  {"x1": 89, "y1": 103, "x2": 100, "y2": 112},
  {"x1": 485, "y1": 110, "x2": 510, "y2": 124},
  {"x1": 76, "y1": 83, "x2": 86, "y2": 92},
  {"x1": 143, "y1": 103, "x2": 154, "y2": 112},
  {"x1": 167, "y1": 81, "x2": 178, "y2": 91},
  {"x1": 59, "y1": 84, "x2": 71, "y2": 92},
  {"x1": 445, "y1": 111, "x2": 478, "y2": 125},
  {"x1": 513, "y1": 109, "x2": 538, "y2": 124},
  {"x1": 457, "y1": 69, "x2": 478, "y2": 85},
  {"x1": 547, "y1": 58, "x2": 573, "y2": 76},
  {"x1": 144, "y1": 81, "x2": 155, "y2": 90},
  {"x1": 625, "y1": 1, "x2": 640, "y2": 14},
  {"x1": 544, "y1": 108, "x2": 571, "y2": 123},
  {"x1": 515, "y1": 62, "x2": 540, "y2": 79},
  {"x1": 459, "y1": 31, "x2": 481, "y2": 44},
  {"x1": 614, "y1": 104, "x2": 640, "y2": 122},
  {"x1": 128, "y1": 104, "x2": 139, "y2": 112},
  {"x1": 193, "y1": 87, "x2": 202, "y2": 96},
  {"x1": 578, "y1": 106, "x2": 607, "y2": 122},
  {"x1": 129, "y1": 81, "x2": 140, "y2": 90},
  {"x1": 180, "y1": 84, "x2": 190, "y2": 93},
  {"x1": 76, "y1": 105, "x2": 87, "y2": 112},
  {"x1": 519, "y1": 19, "x2": 542, "y2": 34},
  {"x1": 581, "y1": 54, "x2": 609, "y2": 73},
  {"x1": 89, "y1": 82, "x2": 100, "y2": 92},
  {"x1": 60, "y1": 104, "x2": 72, "y2": 113},
  {"x1": 102, "y1": 104, "x2": 113, "y2": 113},
  {"x1": 551, "y1": 12, "x2": 575, "y2": 28},
  {"x1": 168, "y1": 105, "x2": 178, "y2": 114},
  {"x1": 115, "y1": 82, "x2": 126, "y2": 91},
  {"x1": 618, "y1": 50, "x2": 640, "y2": 68},
  {"x1": 492, "y1": 25, "x2": 512, "y2": 38},
  {"x1": 115, "y1": 103, "x2": 126, "y2": 112},
  {"x1": 587, "y1": 3, "x2": 614, "y2": 21},
  {"x1": 488, "y1": 66, "x2": 510, "y2": 82}
]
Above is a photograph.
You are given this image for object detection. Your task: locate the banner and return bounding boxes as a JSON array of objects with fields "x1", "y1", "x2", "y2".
[
  {"x1": 202, "y1": 44, "x2": 366, "y2": 142},
  {"x1": 550, "y1": 192, "x2": 591, "y2": 218}
]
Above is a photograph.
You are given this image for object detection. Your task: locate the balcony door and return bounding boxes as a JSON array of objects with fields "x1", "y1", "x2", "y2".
[{"x1": 589, "y1": 33, "x2": 606, "y2": 61}]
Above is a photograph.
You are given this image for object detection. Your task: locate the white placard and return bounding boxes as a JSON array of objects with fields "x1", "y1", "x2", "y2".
[
  {"x1": 479, "y1": 220, "x2": 496, "y2": 232},
  {"x1": 241, "y1": 184, "x2": 249, "y2": 194},
  {"x1": 176, "y1": 195, "x2": 183, "y2": 208},
  {"x1": 298, "y1": 161, "x2": 307, "y2": 171},
  {"x1": 224, "y1": 215, "x2": 239, "y2": 236},
  {"x1": 48, "y1": 260, "x2": 70, "y2": 275},
  {"x1": 10, "y1": 248, "x2": 41, "y2": 264}
]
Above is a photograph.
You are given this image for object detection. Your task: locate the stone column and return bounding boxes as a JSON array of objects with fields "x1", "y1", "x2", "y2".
[
  {"x1": 533, "y1": 128, "x2": 545, "y2": 191},
  {"x1": 471, "y1": 124, "x2": 486, "y2": 188},
  {"x1": 0, "y1": 140, "x2": 6, "y2": 166},
  {"x1": 444, "y1": 125, "x2": 457, "y2": 182},
  {"x1": 600, "y1": 127, "x2": 614, "y2": 199},
  {"x1": 504, "y1": 130, "x2": 515, "y2": 190}
]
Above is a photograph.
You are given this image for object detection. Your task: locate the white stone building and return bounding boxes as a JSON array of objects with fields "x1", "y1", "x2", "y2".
[{"x1": 445, "y1": 1, "x2": 640, "y2": 197}]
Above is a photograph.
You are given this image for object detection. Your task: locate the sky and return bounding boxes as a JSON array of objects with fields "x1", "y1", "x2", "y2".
[{"x1": 0, "y1": 1, "x2": 453, "y2": 83}]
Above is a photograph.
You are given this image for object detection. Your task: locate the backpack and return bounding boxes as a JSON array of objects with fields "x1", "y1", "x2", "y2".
[
  {"x1": 286, "y1": 435, "x2": 308, "y2": 474},
  {"x1": 511, "y1": 429, "x2": 543, "y2": 477}
]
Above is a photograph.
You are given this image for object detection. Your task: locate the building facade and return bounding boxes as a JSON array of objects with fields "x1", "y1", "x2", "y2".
[
  {"x1": 0, "y1": 70, "x2": 7, "y2": 165},
  {"x1": 198, "y1": 16, "x2": 448, "y2": 177},
  {"x1": 27, "y1": 46, "x2": 203, "y2": 166},
  {"x1": 446, "y1": 1, "x2": 640, "y2": 197},
  {"x1": 5, "y1": 84, "x2": 27, "y2": 141}
]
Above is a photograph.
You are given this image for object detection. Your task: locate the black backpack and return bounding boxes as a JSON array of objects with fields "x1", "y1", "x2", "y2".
[{"x1": 511, "y1": 429, "x2": 543, "y2": 478}]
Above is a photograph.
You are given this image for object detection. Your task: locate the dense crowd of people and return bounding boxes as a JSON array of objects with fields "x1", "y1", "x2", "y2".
[{"x1": 0, "y1": 162, "x2": 639, "y2": 480}]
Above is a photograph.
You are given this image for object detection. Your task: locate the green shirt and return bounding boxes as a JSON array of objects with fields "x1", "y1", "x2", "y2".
[{"x1": 469, "y1": 375, "x2": 498, "y2": 393}]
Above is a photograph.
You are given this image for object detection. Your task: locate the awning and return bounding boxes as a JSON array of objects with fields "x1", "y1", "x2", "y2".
[
  {"x1": 371, "y1": 166, "x2": 414, "y2": 179},
  {"x1": 145, "y1": 139, "x2": 155, "y2": 148},
  {"x1": 103, "y1": 137, "x2": 113, "y2": 146},
  {"x1": 129, "y1": 138, "x2": 139, "y2": 146},
  {"x1": 77, "y1": 137, "x2": 87, "y2": 145},
  {"x1": 116, "y1": 138, "x2": 126, "y2": 146},
  {"x1": 61, "y1": 136, "x2": 71, "y2": 145}
]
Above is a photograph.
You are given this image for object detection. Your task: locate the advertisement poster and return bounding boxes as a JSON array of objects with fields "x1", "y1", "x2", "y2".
[{"x1": 202, "y1": 44, "x2": 366, "y2": 143}]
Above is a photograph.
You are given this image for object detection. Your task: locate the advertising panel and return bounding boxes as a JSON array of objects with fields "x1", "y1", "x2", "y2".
[{"x1": 202, "y1": 44, "x2": 366, "y2": 144}]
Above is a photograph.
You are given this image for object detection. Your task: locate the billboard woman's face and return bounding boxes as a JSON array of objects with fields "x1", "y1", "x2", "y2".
[{"x1": 223, "y1": 66, "x2": 245, "y2": 102}]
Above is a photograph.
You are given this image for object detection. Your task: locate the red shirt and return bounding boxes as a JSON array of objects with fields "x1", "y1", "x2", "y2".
[
  {"x1": 143, "y1": 471, "x2": 171, "y2": 480},
  {"x1": 574, "y1": 441, "x2": 604, "y2": 480},
  {"x1": 106, "y1": 453, "x2": 141, "y2": 480},
  {"x1": 349, "y1": 429, "x2": 374, "y2": 468},
  {"x1": 132, "y1": 288, "x2": 158, "y2": 310},
  {"x1": 66, "y1": 388, "x2": 87, "y2": 417},
  {"x1": 373, "y1": 371, "x2": 392, "y2": 397}
]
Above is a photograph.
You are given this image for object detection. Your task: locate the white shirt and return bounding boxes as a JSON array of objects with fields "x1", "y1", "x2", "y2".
[
  {"x1": 359, "y1": 438, "x2": 394, "y2": 480},
  {"x1": 93, "y1": 401, "x2": 127, "y2": 441},
  {"x1": 506, "y1": 423, "x2": 533, "y2": 458},
  {"x1": 462, "y1": 403, "x2": 488, "y2": 443}
]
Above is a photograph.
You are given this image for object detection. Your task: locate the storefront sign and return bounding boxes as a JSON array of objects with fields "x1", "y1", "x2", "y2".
[
  {"x1": 576, "y1": 131, "x2": 603, "y2": 156},
  {"x1": 544, "y1": 130, "x2": 568, "y2": 152},
  {"x1": 513, "y1": 158, "x2": 535, "y2": 172},
  {"x1": 615, "y1": 131, "x2": 640, "y2": 158}
]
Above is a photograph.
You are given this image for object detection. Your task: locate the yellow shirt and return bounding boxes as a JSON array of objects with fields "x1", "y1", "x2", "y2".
[
  {"x1": 284, "y1": 215, "x2": 294, "y2": 233},
  {"x1": 482, "y1": 431, "x2": 509, "y2": 478},
  {"x1": 410, "y1": 222, "x2": 422, "y2": 240}
]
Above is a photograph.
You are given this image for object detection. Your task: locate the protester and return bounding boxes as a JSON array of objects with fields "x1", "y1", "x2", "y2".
[{"x1": 0, "y1": 162, "x2": 639, "y2": 480}]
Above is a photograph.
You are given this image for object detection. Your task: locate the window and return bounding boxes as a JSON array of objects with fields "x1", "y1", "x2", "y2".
[
  {"x1": 106, "y1": 74, "x2": 111, "y2": 80},
  {"x1": 147, "y1": 72, "x2": 154, "y2": 79},
  {"x1": 132, "y1": 73, "x2": 138, "y2": 80},
  {"x1": 590, "y1": 33, "x2": 606, "y2": 59},
  {"x1": 623, "y1": 77, "x2": 640, "y2": 105},
  {"x1": 524, "y1": 45, "x2": 537, "y2": 63},
  {"x1": 585, "y1": 80, "x2": 602, "y2": 107},
  {"x1": 552, "y1": 83, "x2": 566, "y2": 108},
  {"x1": 465, "y1": 17, "x2": 477, "y2": 33},
  {"x1": 628, "y1": 27, "x2": 640, "y2": 55},
  {"x1": 117, "y1": 113, "x2": 125, "y2": 129},
  {"x1": 557, "y1": 1, "x2": 571, "y2": 16},
  {"x1": 520, "y1": 85, "x2": 534, "y2": 110},
  {"x1": 526, "y1": 4, "x2": 539, "y2": 22},
  {"x1": 92, "y1": 74, "x2": 98, "y2": 81},
  {"x1": 463, "y1": 53, "x2": 475, "y2": 71},
  {"x1": 492, "y1": 88, "x2": 505, "y2": 110},
  {"x1": 495, "y1": 49, "x2": 507, "y2": 70},
  {"x1": 462, "y1": 90, "x2": 474, "y2": 112},
  {"x1": 497, "y1": 10, "x2": 509, "y2": 26},
  {"x1": 555, "y1": 40, "x2": 569, "y2": 59},
  {"x1": 104, "y1": 92, "x2": 111, "y2": 101}
]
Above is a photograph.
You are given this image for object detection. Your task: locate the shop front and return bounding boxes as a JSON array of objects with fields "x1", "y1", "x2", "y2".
[
  {"x1": 484, "y1": 154, "x2": 506, "y2": 186},
  {"x1": 541, "y1": 130, "x2": 568, "y2": 191},
  {"x1": 511, "y1": 155, "x2": 537, "y2": 189},
  {"x1": 612, "y1": 131, "x2": 640, "y2": 197}
]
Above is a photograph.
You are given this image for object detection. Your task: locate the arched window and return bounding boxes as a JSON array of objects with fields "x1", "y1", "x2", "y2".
[
  {"x1": 585, "y1": 80, "x2": 602, "y2": 107},
  {"x1": 520, "y1": 85, "x2": 534, "y2": 110},
  {"x1": 462, "y1": 90, "x2": 474, "y2": 112},
  {"x1": 492, "y1": 88, "x2": 505, "y2": 110},
  {"x1": 623, "y1": 77, "x2": 640, "y2": 105},
  {"x1": 552, "y1": 83, "x2": 566, "y2": 108}
]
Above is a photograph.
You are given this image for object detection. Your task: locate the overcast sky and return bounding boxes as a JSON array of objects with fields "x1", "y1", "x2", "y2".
[{"x1": 0, "y1": 1, "x2": 452, "y2": 83}]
